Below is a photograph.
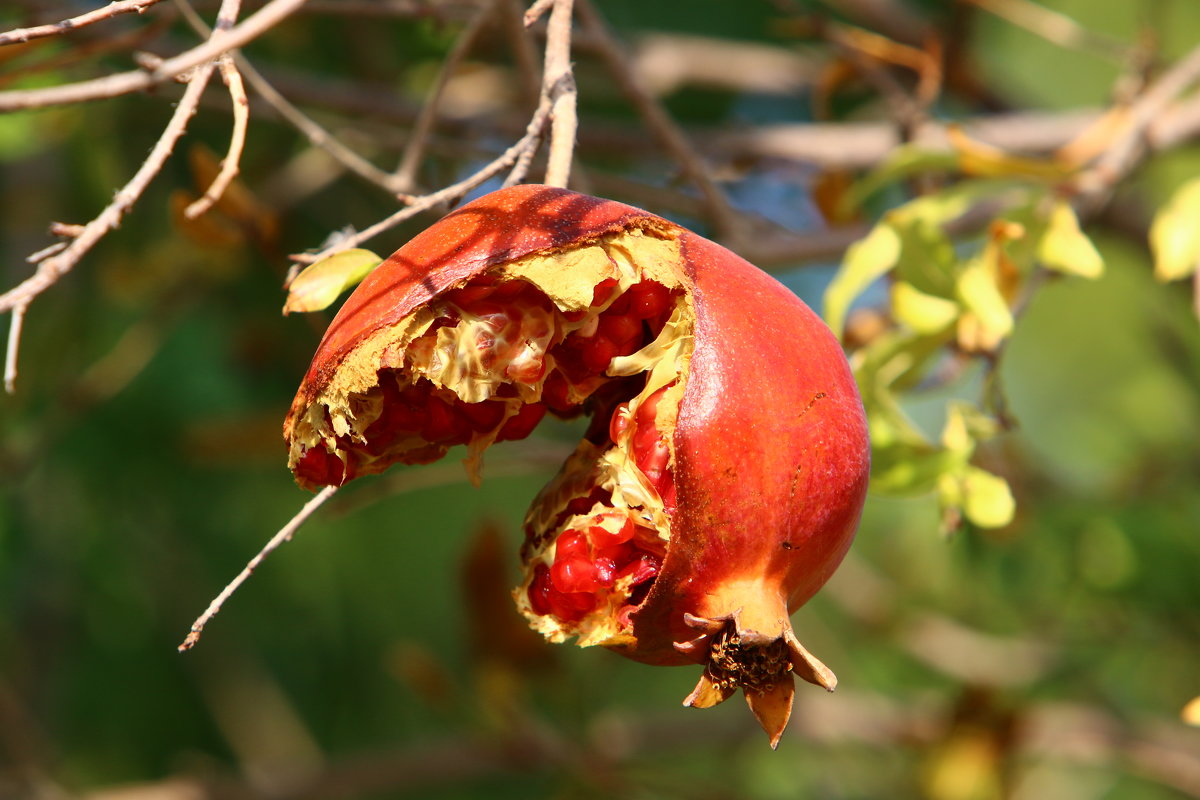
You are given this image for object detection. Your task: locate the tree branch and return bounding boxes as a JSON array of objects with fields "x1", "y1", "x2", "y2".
[
  {"x1": 178, "y1": 485, "x2": 339, "y2": 652},
  {"x1": 540, "y1": 0, "x2": 577, "y2": 188},
  {"x1": 0, "y1": 0, "x2": 167, "y2": 47},
  {"x1": 0, "y1": 0, "x2": 307, "y2": 112}
]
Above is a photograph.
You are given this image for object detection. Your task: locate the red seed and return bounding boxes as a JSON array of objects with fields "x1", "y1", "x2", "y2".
[
  {"x1": 528, "y1": 563, "x2": 555, "y2": 616},
  {"x1": 496, "y1": 402, "x2": 547, "y2": 441},
  {"x1": 598, "y1": 312, "x2": 642, "y2": 347},
  {"x1": 443, "y1": 283, "x2": 495, "y2": 307},
  {"x1": 628, "y1": 281, "x2": 671, "y2": 319},
  {"x1": 594, "y1": 556, "x2": 617, "y2": 587},
  {"x1": 541, "y1": 371, "x2": 576, "y2": 413},
  {"x1": 547, "y1": 588, "x2": 596, "y2": 621},
  {"x1": 588, "y1": 518, "x2": 634, "y2": 549},
  {"x1": 609, "y1": 402, "x2": 632, "y2": 443},
  {"x1": 459, "y1": 399, "x2": 506, "y2": 432},
  {"x1": 580, "y1": 335, "x2": 619, "y2": 374},
  {"x1": 421, "y1": 395, "x2": 470, "y2": 443},
  {"x1": 552, "y1": 557, "x2": 601, "y2": 593},
  {"x1": 591, "y1": 278, "x2": 619, "y2": 307},
  {"x1": 617, "y1": 554, "x2": 661, "y2": 585},
  {"x1": 490, "y1": 280, "x2": 528, "y2": 302},
  {"x1": 554, "y1": 530, "x2": 590, "y2": 561}
]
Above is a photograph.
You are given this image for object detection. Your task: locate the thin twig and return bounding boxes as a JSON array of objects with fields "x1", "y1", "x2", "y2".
[
  {"x1": 185, "y1": 58, "x2": 249, "y2": 218},
  {"x1": 173, "y1": 0, "x2": 398, "y2": 192},
  {"x1": 178, "y1": 485, "x2": 339, "y2": 652},
  {"x1": 965, "y1": 0, "x2": 1130, "y2": 62},
  {"x1": 293, "y1": 93, "x2": 555, "y2": 265},
  {"x1": 574, "y1": 0, "x2": 739, "y2": 238},
  {"x1": 3, "y1": 305, "x2": 25, "y2": 394},
  {"x1": 1079, "y1": 43, "x2": 1200, "y2": 203},
  {"x1": 0, "y1": 0, "x2": 307, "y2": 112},
  {"x1": 0, "y1": 0, "x2": 166, "y2": 47},
  {"x1": 503, "y1": 127, "x2": 542, "y2": 187},
  {"x1": 390, "y1": 0, "x2": 499, "y2": 194},
  {"x1": 0, "y1": 61, "x2": 215, "y2": 317},
  {"x1": 523, "y1": 0, "x2": 555, "y2": 27},
  {"x1": 541, "y1": 0, "x2": 576, "y2": 188}
]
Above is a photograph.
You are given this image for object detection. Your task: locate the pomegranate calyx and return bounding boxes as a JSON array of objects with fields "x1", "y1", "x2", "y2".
[{"x1": 679, "y1": 609, "x2": 836, "y2": 748}]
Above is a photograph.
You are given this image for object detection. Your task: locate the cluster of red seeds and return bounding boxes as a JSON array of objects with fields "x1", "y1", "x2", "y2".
[
  {"x1": 527, "y1": 511, "x2": 662, "y2": 624},
  {"x1": 297, "y1": 276, "x2": 679, "y2": 549}
]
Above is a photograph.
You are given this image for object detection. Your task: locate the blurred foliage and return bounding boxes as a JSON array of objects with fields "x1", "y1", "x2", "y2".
[{"x1": 1, "y1": 1, "x2": 1199, "y2": 799}]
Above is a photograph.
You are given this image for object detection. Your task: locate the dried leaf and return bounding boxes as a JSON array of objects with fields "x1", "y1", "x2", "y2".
[
  {"x1": 283, "y1": 249, "x2": 382, "y2": 315},
  {"x1": 1150, "y1": 177, "x2": 1200, "y2": 282}
]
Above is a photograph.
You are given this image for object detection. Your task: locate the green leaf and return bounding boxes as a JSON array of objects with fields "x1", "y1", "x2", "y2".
[
  {"x1": 283, "y1": 248, "x2": 383, "y2": 315},
  {"x1": 961, "y1": 466, "x2": 1016, "y2": 528},
  {"x1": 891, "y1": 281, "x2": 959, "y2": 334},
  {"x1": 1037, "y1": 201, "x2": 1103, "y2": 278},
  {"x1": 824, "y1": 222, "x2": 901, "y2": 336},
  {"x1": 1149, "y1": 177, "x2": 1200, "y2": 281}
]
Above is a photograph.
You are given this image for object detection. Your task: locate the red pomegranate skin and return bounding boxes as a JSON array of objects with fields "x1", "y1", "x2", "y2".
[
  {"x1": 283, "y1": 185, "x2": 870, "y2": 747},
  {"x1": 622, "y1": 231, "x2": 868, "y2": 666}
]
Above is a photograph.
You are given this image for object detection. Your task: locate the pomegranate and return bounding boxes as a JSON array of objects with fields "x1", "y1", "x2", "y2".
[{"x1": 284, "y1": 185, "x2": 869, "y2": 747}]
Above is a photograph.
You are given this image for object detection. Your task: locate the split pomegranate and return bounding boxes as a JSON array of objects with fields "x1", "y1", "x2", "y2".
[{"x1": 284, "y1": 185, "x2": 870, "y2": 747}]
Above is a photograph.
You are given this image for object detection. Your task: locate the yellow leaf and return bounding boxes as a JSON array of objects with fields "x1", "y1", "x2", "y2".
[
  {"x1": 1150, "y1": 177, "x2": 1200, "y2": 281},
  {"x1": 1038, "y1": 201, "x2": 1103, "y2": 278},
  {"x1": 283, "y1": 249, "x2": 382, "y2": 315},
  {"x1": 962, "y1": 466, "x2": 1015, "y2": 529},
  {"x1": 892, "y1": 281, "x2": 959, "y2": 334},
  {"x1": 1183, "y1": 696, "x2": 1200, "y2": 726},
  {"x1": 956, "y1": 258, "x2": 1013, "y2": 348},
  {"x1": 825, "y1": 222, "x2": 901, "y2": 336}
]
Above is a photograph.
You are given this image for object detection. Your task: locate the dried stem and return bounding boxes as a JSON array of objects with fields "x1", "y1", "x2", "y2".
[
  {"x1": 1078, "y1": 43, "x2": 1200, "y2": 205},
  {"x1": 523, "y1": 0, "x2": 556, "y2": 27},
  {"x1": 541, "y1": 0, "x2": 577, "y2": 188},
  {"x1": 965, "y1": 0, "x2": 1130, "y2": 61},
  {"x1": 3, "y1": 305, "x2": 25, "y2": 395},
  {"x1": 0, "y1": 0, "x2": 306, "y2": 112},
  {"x1": 185, "y1": 58, "x2": 249, "y2": 218},
  {"x1": 0, "y1": 0, "x2": 167, "y2": 46},
  {"x1": 178, "y1": 485, "x2": 339, "y2": 652}
]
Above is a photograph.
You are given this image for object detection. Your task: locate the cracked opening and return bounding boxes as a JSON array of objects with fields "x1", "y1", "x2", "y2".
[{"x1": 286, "y1": 230, "x2": 693, "y2": 648}]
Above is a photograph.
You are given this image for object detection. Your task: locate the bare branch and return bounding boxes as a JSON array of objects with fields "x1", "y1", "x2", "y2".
[
  {"x1": 965, "y1": 0, "x2": 1131, "y2": 61},
  {"x1": 185, "y1": 58, "x2": 249, "y2": 218},
  {"x1": 0, "y1": 0, "x2": 166, "y2": 47},
  {"x1": 0, "y1": 61, "x2": 216, "y2": 315},
  {"x1": 3, "y1": 305, "x2": 25, "y2": 395},
  {"x1": 541, "y1": 0, "x2": 577, "y2": 188},
  {"x1": 178, "y1": 485, "x2": 339, "y2": 652},
  {"x1": 173, "y1": 0, "x2": 398, "y2": 192},
  {"x1": 523, "y1": 0, "x2": 555, "y2": 27},
  {"x1": 0, "y1": 0, "x2": 307, "y2": 112}
]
